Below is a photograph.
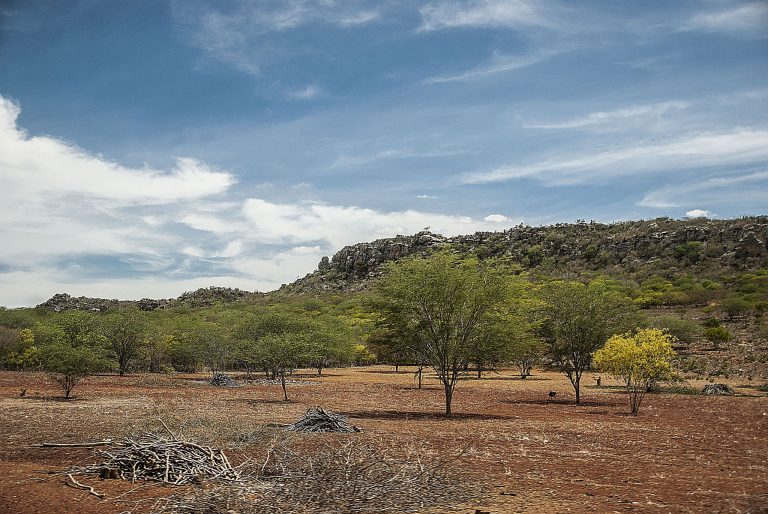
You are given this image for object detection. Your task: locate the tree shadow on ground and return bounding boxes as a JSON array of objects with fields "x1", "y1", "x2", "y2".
[
  {"x1": 223, "y1": 398, "x2": 295, "y2": 405},
  {"x1": 339, "y1": 409, "x2": 520, "y2": 421},
  {"x1": 500, "y1": 399, "x2": 617, "y2": 407},
  {"x1": 358, "y1": 369, "x2": 414, "y2": 375},
  {"x1": 477, "y1": 376, "x2": 552, "y2": 382},
  {"x1": 290, "y1": 373, "x2": 342, "y2": 378},
  {"x1": 394, "y1": 385, "x2": 441, "y2": 391}
]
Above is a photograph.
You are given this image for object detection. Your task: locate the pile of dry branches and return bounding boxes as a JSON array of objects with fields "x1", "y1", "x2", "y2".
[
  {"x1": 151, "y1": 440, "x2": 479, "y2": 513},
  {"x1": 286, "y1": 406, "x2": 360, "y2": 433},
  {"x1": 209, "y1": 373, "x2": 238, "y2": 387},
  {"x1": 75, "y1": 433, "x2": 240, "y2": 485}
]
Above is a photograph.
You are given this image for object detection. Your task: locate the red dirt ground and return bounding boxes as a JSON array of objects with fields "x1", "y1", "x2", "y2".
[{"x1": 0, "y1": 368, "x2": 766, "y2": 513}]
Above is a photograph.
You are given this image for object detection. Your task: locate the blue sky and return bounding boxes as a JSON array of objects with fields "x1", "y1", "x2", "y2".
[{"x1": 0, "y1": 0, "x2": 766, "y2": 306}]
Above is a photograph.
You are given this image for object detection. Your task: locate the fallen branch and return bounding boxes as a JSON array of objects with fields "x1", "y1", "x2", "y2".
[
  {"x1": 66, "y1": 473, "x2": 105, "y2": 498},
  {"x1": 35, "y1": 440, "x2": 113, "y2": 448}
]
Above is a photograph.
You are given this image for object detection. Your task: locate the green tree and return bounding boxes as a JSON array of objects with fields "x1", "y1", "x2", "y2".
[
  {"x1": 41, "y1": 343, "x2": 112, "y2": 398},
  {"x1": 236, "y1": 310, "x2": 314, "y2": 400},
  {"x1": 721, "y1": 296, "x2": 750, "y2": 321},
  {"x1": 594, "y1": 329, "x2": 676, "y2": 415},
  {"x1": 540, "y1": 281, "x2": 637, "y2": 404},
  {"x1": 373, "y1": 253, "x2": 507, "y2": 415},
  {"x1": 508, "y1": 336, "x2": 545, "y2": 379},
  {"x1": 306, "y1": 316, "x2": 355, "y2": 375},
  {"x1": 4, "y1": 328, "x2": 40, "y2": 370},
  {"x1": 35, "y1": 312, "x2": 112, "y2": 398},
  {"x1": 102, "y1": 308, "x2": 148, "y2": 375}
]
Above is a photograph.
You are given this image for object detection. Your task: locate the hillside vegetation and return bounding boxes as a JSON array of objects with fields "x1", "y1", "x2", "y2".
[{"x1": 1, "y1": 216, "x2": 767, "y2": 384}]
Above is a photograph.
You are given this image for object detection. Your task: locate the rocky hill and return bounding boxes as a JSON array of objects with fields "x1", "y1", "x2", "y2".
[
  {"x1": 37, "y1": 217, "x2": 768, "y2": 310},
  {"x1": 38, "y1": 287, "x2": 259, "y2": 312},
  {"x1": 282, "y1": 216, "x2": 768, "y2": 294}
]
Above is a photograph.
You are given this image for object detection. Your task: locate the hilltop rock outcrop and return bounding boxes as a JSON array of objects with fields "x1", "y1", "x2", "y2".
[{"x1": 283, "y1": 217, "x2": 768, "y2": 294}]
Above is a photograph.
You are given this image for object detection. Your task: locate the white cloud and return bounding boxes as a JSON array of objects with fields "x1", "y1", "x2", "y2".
[
  {"x1": 173, "y1": 1, "x2": 381, "y2": 75},
  {"x1": 0, "y1": 95, "x2": 236, "y2": 271},
  {"x1": 0, "y1": 97, "x2": 235, "y2": 204},
  {"x1": 681, "y1": 2, "x2": 768, "y2": 36},
  {"x1": 288, "y1": 84, "x2": 322, "y2": 100},
  {"x1": 0, "y1": 95, "x2": 523, "y2": 306},
  {"x1": 418, "y1": 0, "x2": 554, "y2": 32},
  {"x1": 461, "y1": 129, "x2": 768, "y2": 185},
  {"x1": 416, "y1": 194, "x2": 437, "y2": 199},
  {"x1": 424, "y1": 49, "x2": 556, "y2": 84},
  {"x1": 525, "y1": 101, "x2": 689, "y2": 130},
  {"x1": 238, "y1": 199, "x2": 513, "y2": 249},
  {"x1": 484, "y1": 214, "x2": 511, "y2": 223},
  {"x1": 329, "y1": 148, "x2": 466, "y2": 169},
  {"x1": 639, "y1": 170, "x2": 768, "y2": 209},
  {"x1": 685, "y1": 209, "x2": 712, "y2": 218}
]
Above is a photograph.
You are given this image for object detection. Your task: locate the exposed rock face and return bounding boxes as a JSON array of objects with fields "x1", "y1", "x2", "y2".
[
  {"x1": 735, "y1": 231, "x2": 765, "y2": 259},
  {"x1": 39, "y1": 293, "x2": 126, "y2": 313},
  {"x1": 330, "y1": 230, "x2": 447, "y2": 279},
  {"x1": 283, "y1": 217, "x2": 768, "y2": 294}
]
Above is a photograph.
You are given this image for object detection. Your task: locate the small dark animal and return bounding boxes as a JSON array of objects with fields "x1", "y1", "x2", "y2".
[
  {"x1": 19, "y1": 388, "x2": 26, "y2": 398},
  {"x1": 548, "y1": 391, "x2": 557, "y2": 399}
]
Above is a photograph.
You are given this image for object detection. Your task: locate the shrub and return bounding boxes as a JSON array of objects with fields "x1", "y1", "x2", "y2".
[
  {"x1": 40, "y1": 343, "x2": 112, "y2": 398},
  {"x1": 720, "y1": 296, "x2": 751, "y2": 321},
  {"x1": 647, "y1": 315, "x2": 701, "y2": 345},
  {"x1": 704, "y1": 327, "x2": 732, "y2": 348}
]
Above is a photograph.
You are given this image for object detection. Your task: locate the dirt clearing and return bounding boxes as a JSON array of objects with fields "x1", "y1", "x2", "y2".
[{"x1": 0, "y1": 368, "x2": 766, "y2": 513}]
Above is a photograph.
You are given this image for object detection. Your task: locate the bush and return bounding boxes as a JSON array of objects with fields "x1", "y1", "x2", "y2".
[
  {"x1": 720, "y1": 296, "x2": 751, "y2": 321},
  {"x1": 40, "y1": 344, "x2": 112, "y2": 399},
  {"x1": 704, "y1": 327, "x2": 732, "y2": 348},
  {"x1": 647, "y1": 315, "x2": 701, "y2": 345}
]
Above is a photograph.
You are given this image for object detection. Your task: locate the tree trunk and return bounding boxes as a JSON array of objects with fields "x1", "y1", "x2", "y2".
[
  {"x1": 417, "y1": 366, "x2": 423, "y2": 389},
  {"x1": 280, "y1": 370, "x2": 288, "y2": 401},
  {"x1": 574, "y1": 381, "x2": 581, "y2": 404},
  {"x1": 395, "y1": 364, "x2": 399, "y2": 372},
  {"x1": 443, "y1": 382, "x2": 453, "y2": 416}
]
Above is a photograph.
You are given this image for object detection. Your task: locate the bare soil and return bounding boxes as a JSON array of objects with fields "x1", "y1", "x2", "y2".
[{"x1": 0, "y1": 368, "x2": 766, "y2": 513}]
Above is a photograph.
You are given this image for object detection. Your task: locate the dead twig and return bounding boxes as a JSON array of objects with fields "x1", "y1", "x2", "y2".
[{"x1": 66, "y1": 473, "x2": 105, "y2": 499}]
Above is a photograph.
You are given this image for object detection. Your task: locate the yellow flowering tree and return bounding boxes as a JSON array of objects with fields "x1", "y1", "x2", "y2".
[{"x1": 594, "y1": 329, "x2": 676, "y2": 415}]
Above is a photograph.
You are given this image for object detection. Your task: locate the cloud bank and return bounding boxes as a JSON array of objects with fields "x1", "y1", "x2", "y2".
[{"x1": 0, "y1": 95, "x2": 516, "y2": 306}]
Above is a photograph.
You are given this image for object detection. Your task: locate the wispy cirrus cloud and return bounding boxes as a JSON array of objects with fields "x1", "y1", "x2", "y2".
[
  {"x1": 424, "y1": 48, "x2": 557, "y2": 84},
  {"x1": 461, "y1": 129, "x2": 768, "y2": 185},
  {"x1": 287, "y1": 84, "x2": 323, "y2": 100},
  {"x1": 328, "y1": 148, "x2": 468, "y2": 169},
  {"x1": 638, "y1": 170, "x2": 768, "y2": 209},
  {"x1": 681, "y1": 2, "x2": 768, "y2": 36},
  {"x1": 418, "y1": 0, "x2": 557, "y2": 32},
  {"x1": 525, "y1": 101, "x2": 690, "y2": 130},
  {"x1": 172, "y1": 0, "x2": 381, "y2": 75}
]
